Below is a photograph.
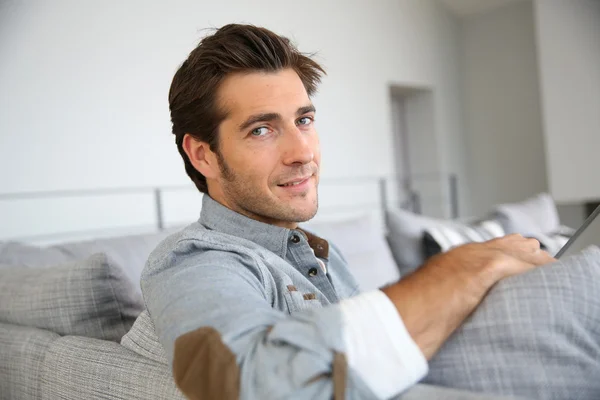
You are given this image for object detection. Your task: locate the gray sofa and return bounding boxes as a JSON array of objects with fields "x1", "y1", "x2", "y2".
[
  {"x1": 0, "y1": 217, "x2": 518, "y2": 400},
  {"x1": 0, "y1": 231, "x2": 186, "y2": 400},
  {"x1": 3, "y1": 197, "x2": 598, "y2": 399}
]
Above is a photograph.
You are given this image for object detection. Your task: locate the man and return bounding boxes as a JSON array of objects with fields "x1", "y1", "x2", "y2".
[{"x1": 142, "y1": 24, "x2": 554, "y2": 399}]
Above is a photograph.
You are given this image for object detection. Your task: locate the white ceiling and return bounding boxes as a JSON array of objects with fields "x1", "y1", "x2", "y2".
[{"x1": 438, "y1": 0, "x2": 526, "y2": 17}]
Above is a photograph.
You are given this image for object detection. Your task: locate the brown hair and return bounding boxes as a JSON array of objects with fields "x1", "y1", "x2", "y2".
[{"x1": 168, "y1": 24, "x2": 326, "y2": 194}]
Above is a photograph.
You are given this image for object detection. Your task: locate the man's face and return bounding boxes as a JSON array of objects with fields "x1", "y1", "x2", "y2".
[{"x1": 208, "y1": 68, "x2": 320, "y2": 228}]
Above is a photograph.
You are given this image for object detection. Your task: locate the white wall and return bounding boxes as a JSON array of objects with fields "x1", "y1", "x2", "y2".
[
  {"x1": 0, "y1": 0, "x2": 467, "y2": 240},
  {"x1": 430, "y1": 2, "x2": 472, "y2": 217},
  {"x1": 534, "y1": 0, "x2": 600, "y2": 203},
  {"x1": 459, "y1": 0, "x2": 548, "y2": 216}
]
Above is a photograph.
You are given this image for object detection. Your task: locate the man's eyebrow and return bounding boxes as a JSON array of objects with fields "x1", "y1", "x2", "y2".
[
  {"x1": 238, "y1": 113, "x2": 281, "y2": 131},
  {"x1": 238, "y1": 105, "x2": 316, "y2": 132},
  {"x1": 297, "y1": 104, "x2": 316, "y2": 116}
]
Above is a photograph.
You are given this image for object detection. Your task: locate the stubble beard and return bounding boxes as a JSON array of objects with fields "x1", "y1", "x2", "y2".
[{"x1": 216, "y1": 151, "x2": 318, "y2": 224}]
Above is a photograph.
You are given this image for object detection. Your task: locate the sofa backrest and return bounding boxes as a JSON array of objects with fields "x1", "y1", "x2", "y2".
[
  {"x1": 0, "y1": 229, "x2": 177, "y2": 294},
  {"x1": 0, "y1": 253, "x2": 143, "y2": 341}
]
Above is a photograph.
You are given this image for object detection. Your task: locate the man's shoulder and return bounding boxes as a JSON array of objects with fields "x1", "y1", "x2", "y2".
[
  {"x1": 151, "y1": 221, "x2": 266, "y2": 255},
  {"x1": 141, "y1": 221, "x2": 271, "y2": 282}
]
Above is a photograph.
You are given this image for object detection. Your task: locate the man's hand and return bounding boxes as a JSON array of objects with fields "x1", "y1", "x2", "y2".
[{"x1": 382, "y1": 234, "x2": 556, "y2": 360}]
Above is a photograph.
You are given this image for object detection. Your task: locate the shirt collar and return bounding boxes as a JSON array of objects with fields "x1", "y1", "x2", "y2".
[{"x1": 199, "y1": 195, "x2": 291, "y2": 258}]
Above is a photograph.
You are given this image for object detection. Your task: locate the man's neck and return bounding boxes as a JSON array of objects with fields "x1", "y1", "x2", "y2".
[{"x1": 206, "y1": 192, "x2": 299, "y2": 230}]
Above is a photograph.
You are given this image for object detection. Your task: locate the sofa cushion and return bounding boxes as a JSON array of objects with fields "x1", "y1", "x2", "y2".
[
  {"x1": 302, "y1": 214, "x2": 401, "y2": 290},
  {"x1": 42, "y1": 335, "x2": 184, "y2": 400},
  {"x1": 0, "y1": 323, "x2": 60, "y2": 400},
  {"x1": 121, "y1": 309, "x2": 168, "y2": 365},
  {"x1": 425, "y1": 245, "x2": 600, "y2": 399},
  {"x1": 0, "y1": 253, "x2": 143, "y2": 341}
]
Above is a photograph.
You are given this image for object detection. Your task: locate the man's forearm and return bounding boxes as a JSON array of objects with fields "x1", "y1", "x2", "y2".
[
  {"x1": 382, "y1": 235, "x2": 555, "y2": 360},
  {"x1": 382, "y1": 260, "x2": 486, "y2": 359}
]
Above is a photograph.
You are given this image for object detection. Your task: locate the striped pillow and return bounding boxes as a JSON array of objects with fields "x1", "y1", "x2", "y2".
[{"x1": 422, "y1": 220, "x2": 505, "y2": 259}]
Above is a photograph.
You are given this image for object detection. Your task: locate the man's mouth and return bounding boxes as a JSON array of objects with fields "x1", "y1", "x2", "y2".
[{"x1": 277, "y1": 176, "x2": 312, "y2": 187}]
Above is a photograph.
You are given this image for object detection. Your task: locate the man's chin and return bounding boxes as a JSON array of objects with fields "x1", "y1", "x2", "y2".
[
  {"x1": 294, "y1": 211, "x2": 317, "y2": 223},
  {"x1": 268, "y1": 188, "x2": 318, "y2": 222},
  {"x1": 290, "y1": 202, "x2": 318, "y2": 223}
]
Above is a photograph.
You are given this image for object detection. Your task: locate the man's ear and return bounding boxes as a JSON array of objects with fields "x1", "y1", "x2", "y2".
[{"x1": 182, "y1": 134, "x2": 219, "y2": 179}]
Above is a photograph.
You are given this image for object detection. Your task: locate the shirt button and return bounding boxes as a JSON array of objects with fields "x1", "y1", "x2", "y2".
[
  {"x1": 290, "y1": 234, "x2": 301, "y2": 244},
  {"x1": 308, "y1": 267, "x2": 318, "y2": 277}
]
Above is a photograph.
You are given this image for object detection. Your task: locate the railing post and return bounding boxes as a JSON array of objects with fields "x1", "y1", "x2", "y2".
[
  {"x1": 411, "y1": 191, "x2": 422, "y2": 214},
  {"x1": 449, "y1": 174, "x2": 459, "y2": 219},
  {"x1": 154, "y1": 188, "x2": 164, "y2": 231},
  {"x1": 379, "y1": 177, "x2": 388, "y2": 213}
]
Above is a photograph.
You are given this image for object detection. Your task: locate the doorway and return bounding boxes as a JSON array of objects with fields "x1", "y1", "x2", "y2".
[{"x1": 389, "y1": 85, "x2": 447, "y2": 218}]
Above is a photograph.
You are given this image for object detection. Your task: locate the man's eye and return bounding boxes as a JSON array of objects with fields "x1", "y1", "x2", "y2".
[
  {"x1": 251, "y1": 127, "x2": 269, "y2": 136},
  {"x1": 297, "y1": 117, "x2": 313, "y2": 126}
]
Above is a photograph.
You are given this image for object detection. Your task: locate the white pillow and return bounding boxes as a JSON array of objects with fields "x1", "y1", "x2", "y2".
[
  {"x1": 302, "y1": 215, "x2": 400, "y2": 291},
  {"x1": 493, "y1": 193, "x2": 560, "y2": 235}
]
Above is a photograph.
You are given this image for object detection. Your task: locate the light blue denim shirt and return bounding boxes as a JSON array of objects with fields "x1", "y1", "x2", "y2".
[{"x1": 141, "y1": 194, "x2": 426, "y2": 399}]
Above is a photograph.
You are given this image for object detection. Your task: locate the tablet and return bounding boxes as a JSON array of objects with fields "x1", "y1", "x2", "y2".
[{"x1": 556, "y1": 204, "x2": 600, "y2": 259}]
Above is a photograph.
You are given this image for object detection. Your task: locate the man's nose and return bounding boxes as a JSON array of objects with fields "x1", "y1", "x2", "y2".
[{"x1": 280, "y1": 126, "x2": 314, "y2": 166}]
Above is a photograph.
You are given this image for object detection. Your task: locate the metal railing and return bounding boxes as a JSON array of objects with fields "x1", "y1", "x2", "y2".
[{"x1": 0, "y1": 173, "x2": 459, "y2": 241}]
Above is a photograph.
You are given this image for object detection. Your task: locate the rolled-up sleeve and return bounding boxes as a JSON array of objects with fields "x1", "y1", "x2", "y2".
[
  {"x1": 142, "y1": 239, "x2": 425, "y2": 399},
  {"x1": 340, "y1": 290, "x2": 429, "y2": 399}
]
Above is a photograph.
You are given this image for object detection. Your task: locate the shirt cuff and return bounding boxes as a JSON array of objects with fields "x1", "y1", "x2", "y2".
[{"x1": 339, "y1": 290, "x2": 429, "y2": 398}]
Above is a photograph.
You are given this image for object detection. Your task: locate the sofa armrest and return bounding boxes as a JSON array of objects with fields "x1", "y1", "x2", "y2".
[
  {"x1": 398, "y1": 384, "x2": 519, "y2": 400},
  {"x1": 42, "y1": 335, "x2": 185, "y2": 400},
  {"x1": 39, "y1": 336, "x2": 518, "y2": 400},
  {"x1": 0, "y1": 323, "x2": 60, "y2": 400}
]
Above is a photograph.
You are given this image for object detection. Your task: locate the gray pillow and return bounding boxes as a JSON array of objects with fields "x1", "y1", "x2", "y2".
[
  {"x1": 385, "y1": 208, "x2": 449, "y2": 276},
  {"x1": 0, "y1": 229, "x2": 177, "y2": 295},
  {"x1": 0, "y1": 253, "x2": 143, "y2": 342},
  {"x1": 424, "y1": 245, "x2": 600, "y2": 400},
  {"x1": 385, "y1": 208, "x2": 495, "y2": 277},
  {"x1": 121, "y1": 309, "x2": 168, "y2": 365},
  {"x1": 51, "y1": 229, "x2": 177, "y2": 293}
]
